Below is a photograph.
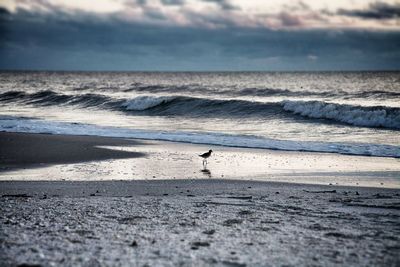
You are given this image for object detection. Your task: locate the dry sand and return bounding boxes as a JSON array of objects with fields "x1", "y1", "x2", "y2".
[
  {"x1": 0, "y1": 132, "x2": 399, "y2": 266},
  {"x1": 1, "y1": 180, "x2": 400, "y2": 266}
]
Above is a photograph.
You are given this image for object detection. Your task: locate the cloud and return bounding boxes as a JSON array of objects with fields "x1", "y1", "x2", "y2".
[
  {"x1": 0, "y1": 1, "x2": 399, "y2": 70},
  {"x1": 0, "y1": 7, "x2": 10, "y2": 15},
  {"x1": 161, "y1": 0, "x2": 184, "y2": 6},
  {"x1": 0, "y1": 8, "x2": 399, "y2": 71},
  {"x1": 278, "y1": 12, "x2": 304, "y2": 27},
  {"x1": 337, "y1": 1, "x2": 400, "y2": 20},
  {"x1": 2, "y1": 0, "x2": 400, "y2": 30},
  {"x1": 307, "y1": 54, "x2": 318, "y2": 61},
  {"x1": 201, "y1": 0, "x2": 238, "y2": 11}
]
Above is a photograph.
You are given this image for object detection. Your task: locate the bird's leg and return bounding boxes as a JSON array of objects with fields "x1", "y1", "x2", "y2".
[{"x1": 203, "y1": 159, "x2": 207, "y2": 167}]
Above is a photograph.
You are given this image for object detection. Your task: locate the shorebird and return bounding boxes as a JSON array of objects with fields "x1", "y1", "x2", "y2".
[{"x1": 199, "y1": 149, "x2": 213, "y2": 166}]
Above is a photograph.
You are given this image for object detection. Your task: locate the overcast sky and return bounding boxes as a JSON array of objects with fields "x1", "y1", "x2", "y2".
[{"x1": 0, "y1": 0, "x2": 399, "y2": 71}]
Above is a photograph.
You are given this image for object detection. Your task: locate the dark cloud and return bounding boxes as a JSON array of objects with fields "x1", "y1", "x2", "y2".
[
  {"x1": 0, "y1": 7, "x2": 10, "y2": 15},
  {"x1": 278, "y1": 12, "x2": 303, "y2": 27},
  {"x1": 0, "y1": 9, "x2": 399, "y2": 71},
  {"x1": 144, "y1": 9, "x2": 167, "y2": 20},
  {"x1": 298, "y1": 1, "x2": 310, "y2": 10},
  {"x1": 201, "y1": 0, "x2": 238, "y2": 10},
  {"x1": 283, "y1": 1, "x2": 310, "y2": 12},
  {"x1": 337, "y1": 1, "x2": 400, "y2": 19},
  {"x1": 136, "y1": 0, "x2": 147, "y2": 5},
  {"x1": 161, "y1": 0, "x2": 185, "y2": 5}
]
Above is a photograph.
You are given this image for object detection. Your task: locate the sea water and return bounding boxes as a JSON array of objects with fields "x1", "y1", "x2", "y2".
[{"x1": 0, "y1": 71, "x2": 399, "y2": 158}]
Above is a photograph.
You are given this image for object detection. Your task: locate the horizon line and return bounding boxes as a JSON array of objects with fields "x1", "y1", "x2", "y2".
[{"x1": 1, "y1": 69, "x2": 399, "y2": 73}]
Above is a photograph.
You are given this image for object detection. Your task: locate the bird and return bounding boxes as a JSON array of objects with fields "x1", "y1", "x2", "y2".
[{"x1": 199, "y1": 149, "x2": 213, "y2": 166}]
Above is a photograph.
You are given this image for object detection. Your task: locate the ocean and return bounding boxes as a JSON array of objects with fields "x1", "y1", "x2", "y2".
[{"x1": 0, "y1": 71, "x2": 399, "y2": 158}]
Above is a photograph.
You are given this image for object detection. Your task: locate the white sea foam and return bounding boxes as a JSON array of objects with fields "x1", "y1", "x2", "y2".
[
  {"x1": 1, "y1": 117, "x2": 399, "y2": 158},
  {"x1": 282, "y1": 100, "x2": 400, "y2": 129},
  {"x1": 121, "y1": 96, "x2": 175, "y2": 111}
]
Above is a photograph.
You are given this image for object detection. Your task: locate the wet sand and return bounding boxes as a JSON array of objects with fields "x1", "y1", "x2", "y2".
[
  {"x1": 0, "y1": 132, "x2": 145, "y2": 171},
  {"x1": 1, "y1": 131, "x2": 399, "y2": 188},
  {"x1": 0, "y1": 131, "x2": 400, "y2": 266}
]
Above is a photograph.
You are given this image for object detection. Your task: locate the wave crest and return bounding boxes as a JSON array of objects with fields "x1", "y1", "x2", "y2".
[
  {"x1": 0, "y1": 90, "x2": 117, "y2": 108},
  {"x1": 282, "y1": 100, "x2": 400, "y2": 129},
  {"x1": 121, "y1": 96, "x2": 175, "y2": 111}
]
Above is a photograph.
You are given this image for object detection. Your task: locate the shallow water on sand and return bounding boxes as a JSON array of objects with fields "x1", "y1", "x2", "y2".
[{"x1": 1, "y1": 140, "x2": 399, "y2": 188}]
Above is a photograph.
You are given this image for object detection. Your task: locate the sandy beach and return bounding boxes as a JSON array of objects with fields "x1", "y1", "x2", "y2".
[
  {"x1": 1, "y1": 132, "x2": 400, "y2": 266},
  {"x1": 1, "y1": 2, "x2": 400, "y2": 266},
  {"x1": 1, "y1": 180, "x2": 400, "y2": 266}
]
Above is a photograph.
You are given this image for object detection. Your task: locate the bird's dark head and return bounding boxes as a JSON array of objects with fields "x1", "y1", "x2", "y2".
[{"x1": 209, "y1": 149, "x2": 213, "y2": 153}]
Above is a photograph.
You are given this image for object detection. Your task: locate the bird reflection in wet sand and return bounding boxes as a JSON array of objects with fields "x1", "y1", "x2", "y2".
[{"x1": 201, "y1": 168, "x2": 212, "y2": 178}]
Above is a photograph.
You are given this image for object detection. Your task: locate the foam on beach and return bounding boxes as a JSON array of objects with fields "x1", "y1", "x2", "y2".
[{"x1": 1, "y1": 116, "x2": 399, "y2": 158}]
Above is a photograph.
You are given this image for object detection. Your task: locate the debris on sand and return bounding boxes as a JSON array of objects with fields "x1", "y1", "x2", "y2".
[
  {"x1": 191, "y1": 241, "x2": 210, "y2": 249},
  {"x1": 303, "y1": 190, "x2": 337, "y2": 194},
  {"x1": 223, "y1": 219, "x2": 243, "y2": 226},
  {"x1": 226, "y1": 196, "x2": 252, "y2": 200},
  {"x1": 202, "y1": 229, "x2": 215, "y2": 235}
]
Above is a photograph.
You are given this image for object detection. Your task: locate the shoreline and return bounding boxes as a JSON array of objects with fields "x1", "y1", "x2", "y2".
[{"x1": 1, "y1": 131, "x2": 399, "y2": 189}]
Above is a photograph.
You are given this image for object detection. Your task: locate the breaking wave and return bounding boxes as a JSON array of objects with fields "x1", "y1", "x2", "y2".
[
  {"x1": 121, "y1": 96, "x2": 175, "y2": 111},
  {"x1": 1, "y1": 90, "x2": 399, "y2": 129},
  {"x1": 282, "y1": 100, "x2": 400, "y2": 129}
]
